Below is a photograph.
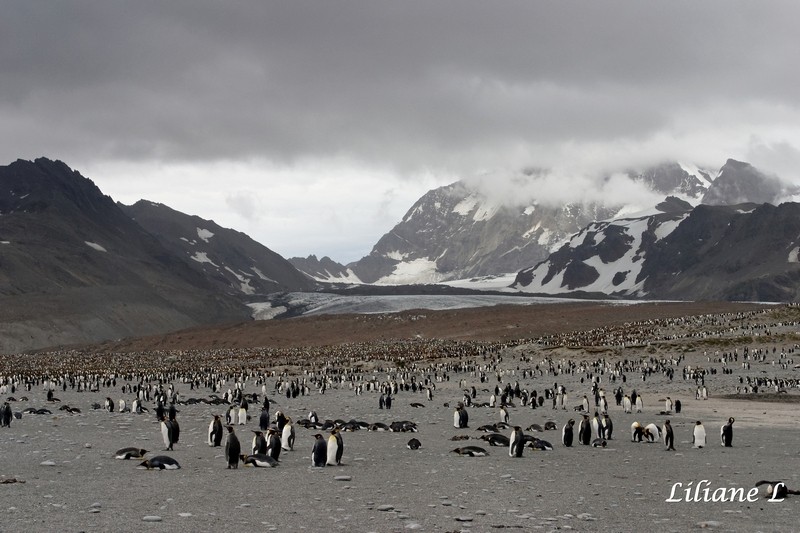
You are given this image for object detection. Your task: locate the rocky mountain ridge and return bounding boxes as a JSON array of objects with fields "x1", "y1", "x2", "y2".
[
  {"x1": 121, "y1": 200, "x2": 315, "y2": 297},
  {"x1": 0, "y1": 158, "x2": 311, "y2": 353},
  {"x1": 293, "y1": 159, "x2": 789, "y2": 285},
  {"x1": 512, "y1": 201, "x2": 800, "y2": 301}
]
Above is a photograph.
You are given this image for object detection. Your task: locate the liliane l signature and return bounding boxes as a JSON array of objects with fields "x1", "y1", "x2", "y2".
[{"x1": 666, "y1": 480, "x2": 786, "y2": 503}]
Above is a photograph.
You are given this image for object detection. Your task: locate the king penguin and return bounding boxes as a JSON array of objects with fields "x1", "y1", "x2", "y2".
[
  {"x1": 208, "y1": 415, "x2": 223, "y2": 447},
  {"x1": 224, "y1": 426, "x2": 241, "y2": 469},
  {"x1": 631, "y1": 421, "x2": 644, "y2": 442},
  {"x1": 1, "y1": 402, "x2": 12, "y2": 427},
  {"x1": 259, "y1": 408, "x2": 270, "y2": 431},
  {"x1": 755, "y1": 480, "x2": 800, "y2": 500},
  {"x1": 266, "y1": 428, "x2": 281, "y2": 461},
  {"x1": 281, "y1": 417, "x2": 295, "y2": 451},
  {"x1": 693, "y1": 421, "x2": 706, "y2": 448},
  {"x1": 591, "y1": 412, "x2": 601, "y2": 439},
  {"x1": 168, "y1": 406, "x2": 180, "y2": 445},
  {"x1": 139, "y1": 455, "x2": 181, "y2": 470},
  {"x1": 114, "y1": 447, "x2": 148, "y2": 460},
  {"x1": 663, "y1": 419, "x2": 675, "y2": 451},
  {"x1": 275, "y1": 411, "x2": 288, "y2": 433},
  {"x1": 240, "y1": 453, "x2": 278, "y2": 468},
  {"x1": 454, "y1": 404, "x2": 469, "y2": 429},
  {"x1": 508, "y1": 426, "x2": 524, "y2": 457},
  {"x1": 407, "y1": 438, "x2": 422, "y2": 450},
  {"x1": 326, "y1": 428, "x2": 344, "y2": 465},
  {"x1": 644, "y1": 422, "x2": 660, "y2": 443},
  {"x1": 160, "y1": 416, "x2": 176, "y2": 451},
  {"x1": 720, "y1": 417, "x2": 734, "y2": 447},
  {"x1": 562, "y1": 419, "x2": 575, "y2": 447},
  {"x1": 602, "y1": 414, "x2": 613, "y2": 439},
  {"x1": 622, "y1": 395, "x2": 632, "y2": 414},
  {"x1": 312, "y1": 433, "x2": 327, "y2": 467},
  {"x1": 252, "y1": 430, "x2": 267, "y2": 455},
  {"x1": 578, "y1": 415, "x2": 592, "y2": 445}
]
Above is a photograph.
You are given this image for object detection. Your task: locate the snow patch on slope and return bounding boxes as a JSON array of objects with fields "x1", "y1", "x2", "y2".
[
  {"x1": 680, "y1": 162, "x2": 713, "y2": 187},
  {"x1": 386, "y1": 250, "x2": 408, "y2": 261},
  {"x1": 654, "y1": 214, "x2": 688, "y2": 240},
  {"x1": 85, "y1": 241, "x2": 107, "y2": 252},
  {"x1": 453, "y1": 195, "x2": 478, "y2": 216},
  {"x1": 247, "y1": 302, "x2": 287, "y2": 320},
  {"x1": 190, "y1": 251, "x2": 218, "y2": 267},
  {"x1": 250, "y1": 266, "x2": 277, "y2": 283},
  {"x1": 374, "y1": 258, "x2": 443, "y2": 285},
  {"x1": 224, "y1": 266, "x2": 255, "y2": 295},
  {"x1": 452, "y1": 193, "x2": 499, "y2": 221},
  {"x1": 197, "y1": 227, "x2": 214, "y2": 242},
  {"x1": 312, "y1": 268, "x2": 363, "y2": 284}
]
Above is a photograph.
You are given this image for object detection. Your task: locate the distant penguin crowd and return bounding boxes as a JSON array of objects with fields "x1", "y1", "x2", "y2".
[{"x1": 3, "y1": 304, "x2": 798, "y2": 506}]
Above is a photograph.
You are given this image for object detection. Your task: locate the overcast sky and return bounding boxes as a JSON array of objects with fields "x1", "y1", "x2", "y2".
[{"x1": 3, "y1": 2, "x2": 800, "y2": 263}]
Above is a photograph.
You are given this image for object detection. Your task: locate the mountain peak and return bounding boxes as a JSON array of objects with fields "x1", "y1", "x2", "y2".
[{"x1": 703, "y1": 159, "x2": 785, "y2": 205}]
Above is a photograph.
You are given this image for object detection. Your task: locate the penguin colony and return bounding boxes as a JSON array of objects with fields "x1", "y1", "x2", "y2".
[{"x1": 0, "y1": 305, "x2": 797, "y2": 503}]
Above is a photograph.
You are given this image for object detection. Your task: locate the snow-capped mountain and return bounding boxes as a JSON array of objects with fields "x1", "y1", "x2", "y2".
[
  {"x1": 513, "y1": 200, "x2": 800, "y2": 301},
  {"x1": 512, "y1": 197, "x2": 694, "y2": 296},
  {"x1": 353, "y1": 181, "x2": 620, "y2": 284},
  {"x1": 297, "y1": 162, "x2": 715, "y2": 285},
  {"x1": 121, "y1": 201, "x2": 315, "y2": 297}
]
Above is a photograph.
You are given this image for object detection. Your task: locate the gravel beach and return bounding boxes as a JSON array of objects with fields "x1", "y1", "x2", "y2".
[{"x1": 2, "y1": 302, "x2": 799, "y2": 532}]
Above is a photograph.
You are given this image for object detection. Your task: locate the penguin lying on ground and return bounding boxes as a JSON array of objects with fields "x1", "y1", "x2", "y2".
[
  {"x1": 240, "y1": 453, "x2": 278, "y2": 467},
  {"x1": 114, "y1": 447, "x2": 148, "y2": 460},
  {"x1": 479, "y1": 433, "x2": 510, "y2": 446},
  {"x1": 755, "y1": 480, "x2": 800, "y2": 500},
  {"x1": 406, "y1": 438, "x2": 422, "y2": 450},
  {"x1": 138, "y1": 456, "x2": 181, "y2": 470},
  {"x1": 451, "y1": 446, "x2": 489, "y2": 457},
  {"x1": 526, "y1": 437, "x2": 553, "y2": 451}
]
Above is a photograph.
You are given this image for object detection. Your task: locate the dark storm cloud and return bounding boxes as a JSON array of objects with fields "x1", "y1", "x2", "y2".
[{"x1": 3, "y1": 1, "x2": 800, "y2": 174}]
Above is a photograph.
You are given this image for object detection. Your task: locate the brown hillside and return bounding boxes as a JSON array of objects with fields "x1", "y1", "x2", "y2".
[{"x1": 86, "y1": 300, "x2": 769, "y2": 353}]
